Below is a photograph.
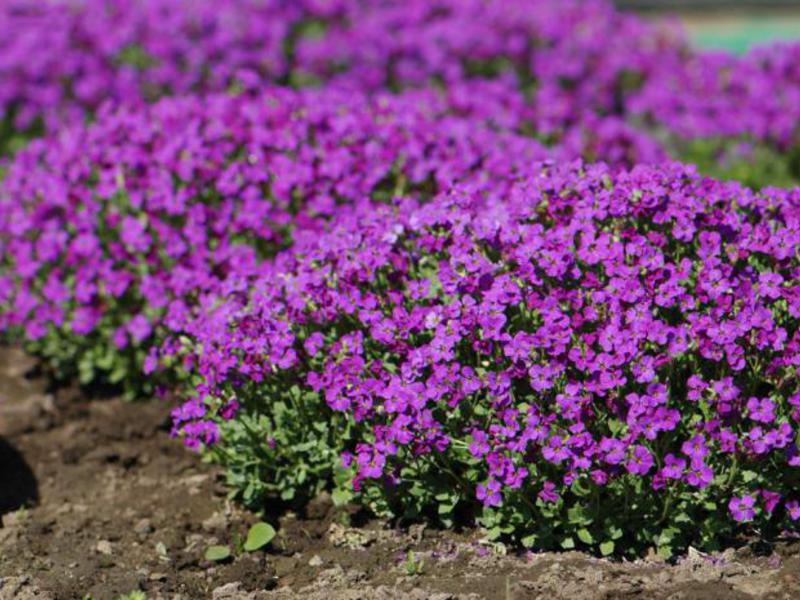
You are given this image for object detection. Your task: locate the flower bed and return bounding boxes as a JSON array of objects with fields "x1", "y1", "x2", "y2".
[
  {"x1": 0, "y1": 87, "x2": 547, "y2": 395},
  {"x1": 2, "y1": 0, "x2": 798, "y2": 184},
  {"x1": 2, "y1": 0, "x2": 800, "y2": 560},
  {"x1": 175, "y1": 162, "x2": 800, "y2": 555},
  {"x1": 0, "y1": 0, "x2": 337, "y2": 137}
]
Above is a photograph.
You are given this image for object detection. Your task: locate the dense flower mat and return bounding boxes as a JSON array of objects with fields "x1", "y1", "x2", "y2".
[
  {"x1": 0, "y1": 87, "x2": 547, "y2": 394},
  {"x1": 173, "y1": 162, "x2": 800, "y2": 556},
  {"x1": 1, "y1": 0, "x2": 799, "y2": 183},
  {"x1": 1, "y1": 0, "x2": 800, "y2": 557}
]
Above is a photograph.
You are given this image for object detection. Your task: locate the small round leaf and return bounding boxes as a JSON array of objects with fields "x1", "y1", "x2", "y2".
[
  {"x1": 243, "y1": 522, "x2": 276, "y2": 552},
  {"x1": 205, "y1": 545, "x2": 231, "y2": 562}
]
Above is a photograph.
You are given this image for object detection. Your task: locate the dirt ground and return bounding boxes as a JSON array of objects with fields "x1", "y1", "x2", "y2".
[{"x1": 2, "y1": 346, "x2": 800, "y2": 600}]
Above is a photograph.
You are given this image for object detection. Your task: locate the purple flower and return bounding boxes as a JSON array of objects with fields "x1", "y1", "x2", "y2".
[
  {"x1": 127, "y1": 314, "x2": 152, "y2": 344},
  {"x1": 661, "y1": 454, "x2": 685, "y2": 480},
  {"x1": 537, "y1": 481, "x2": 559, "y2": 504},
  {"x1": 747, "y1": 397, "x2": 776, "y2": 424},
  {"x1": 760, "y1": 490, "x2": 781, "y2": 515},
  {"x1": 626, "y1": 445, "x2": 654, "y2": 476},
  {"x1": 685, "y1": 458, "x2": 714, "y2": 489},
  {"x1": 681, "y1": 434, "x2": 709, "y2": 461},
  {"x1": 477, "y1": 479, "x2": 502, "y2": 508},
  {"x1": 303, "y1": 332, "x2": 325, "y2": 357},
  {"x1": 728, "y1": 495, "x2": 756, "y2": 523}
]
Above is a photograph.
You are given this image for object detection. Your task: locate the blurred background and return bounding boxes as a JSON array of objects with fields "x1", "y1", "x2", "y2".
[{"x1": 616, "y1": 0, "x2": 800, "y2": 53}]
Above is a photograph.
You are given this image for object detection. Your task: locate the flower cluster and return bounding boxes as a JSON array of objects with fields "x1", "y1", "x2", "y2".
[
  {"x1": 0, "y1": 0, "x2": 672, "y2": 168},
  {"x1": 0, "y1": 0, "x2": 343, "y2": 133},
  {"x1": 177, "y1": 162, "x2": 800, "y2": 555},
  {"x1": 3, "y1": 0, "x2": 800, "y2": 558},
  {"x1": 631, "y1": 43, "x2": 800, "y2": 148},
  {"x1": 0, "y1": 86, "x2": 546, "y2": 393},
  {"x1": 2, "y1": 0, "x2": 798, "y2": 181}
]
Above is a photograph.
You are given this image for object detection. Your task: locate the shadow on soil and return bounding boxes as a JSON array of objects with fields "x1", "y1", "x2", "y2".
[{"x1": 0, "y1": 436, "x2": 38, "y2": 518}]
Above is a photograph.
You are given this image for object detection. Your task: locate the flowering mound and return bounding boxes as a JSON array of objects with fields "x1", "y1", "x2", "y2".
[
  {"x1": 316, "y1": 0, "x2": 798, "y2": 182},
  {"x1": 1, "y1": 0, "x2": 798, "y2": 185},
  {"x1": 631, "y1": 43, "x2": 800, "y2": 188},
  {"x1": 177, "y1": 162, "x2": 800, "y2": 556},
  {"x1": 0, "y1": 87, "x2": 547, "y2": 394},
  {"x1": 0, "y1": 0, "x2": 669, "y2": 168},
  {"x1": 0, "y1": 0, "x2": 341, "y2": 136}
]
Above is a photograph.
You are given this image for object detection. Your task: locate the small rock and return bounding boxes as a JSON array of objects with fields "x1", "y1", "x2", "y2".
[
  {"x1": 211, "y1": 582, "x2": 243, "y2": 599},
  {"x1": 202, "y1": 512, "x2": 228, "y2": 533},
  {"x1": 308, "y1": 555, "x2": 324, "y2": 567},
  {"x1": 274, "y1": 556, "x2": 296, "y2": 578},
  {"x1": 327, "y1": 523, "x2": 378, "y2": 549},
  {"x1": 96, "y1": 540, "x2": 113, "y2": 555},
  {"x1": 134, "y1": 518, "x2": 153, "y2": 535}
]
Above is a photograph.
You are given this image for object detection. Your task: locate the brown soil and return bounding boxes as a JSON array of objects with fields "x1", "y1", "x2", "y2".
[{"x1": 2, "y1": 346, "x2": 800, "y2": 600}]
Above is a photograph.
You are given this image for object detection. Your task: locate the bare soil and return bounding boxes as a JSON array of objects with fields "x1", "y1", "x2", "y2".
[{"x1": 2, "y1": 346, "x2": 800, "y2": 600}]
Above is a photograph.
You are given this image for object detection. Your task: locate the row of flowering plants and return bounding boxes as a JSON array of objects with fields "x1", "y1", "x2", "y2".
[
  {"x1": 0, "y1": 86, "x2": 547, "y2": 396},
  {"x1": 173, "y1": 162, "x2": 800, "y2": 556},
  {"x1": 1, "y1": 0, "x2": 800, "y2": 559},
  {"x1": 2, "y1": 0, "x2": 799, "y2": 185}
]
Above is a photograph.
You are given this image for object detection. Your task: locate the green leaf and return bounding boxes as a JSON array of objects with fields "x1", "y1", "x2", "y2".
[
  {"x1": 332, "y1": 488, "x2": 352, "y2": 506},
  {"x1": 204, "y1": 545, "x2": 231, "y2": 562},
  {"x1": 243, "y1": 522, "x2": 276, "y2": 552},
  {"x1": 607, "y1": 419, "x2": 625, "y2": 435},
  {"x1": 599, "y1": 541, "x2": 615, "y2": 556},
  {"x1": 605, "y1": 524, "x2": 623, "y2": 540},
  {"x1": 567, "y1": 505, "x2": 591, "y2": 525},
  {"x1": 560, "y1": 537, "x2": 575, "y2": 550},
  {"x1": 570, "y1": 478, "x2": 592, "y2": 498},
  {"x1": 438, "y1": 502, "x2": 456, "y2": 515},
  {"x1": 577, "y1": 528, "x2": 594, "y2": 545},
  {"x1": 741, "y1": 470, "x2": 758, "y2": 484}
]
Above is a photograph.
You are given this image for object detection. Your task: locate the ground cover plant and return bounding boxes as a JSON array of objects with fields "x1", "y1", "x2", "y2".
[
  {"x1": 0, "y1": 0, "x2": 338, "y2": 151},
  {"x1": 2, "y1": 0, "x2": 800, "y2": 565},
  {"x1": 0, "y1": 86, "x2": 547, "y2": 396},
  {"x1": 175, "y1": 162, "x2": 800, "y2": 557},
  {"x1": 2, "y1": 0, "x2": 799, "y2": 185}
]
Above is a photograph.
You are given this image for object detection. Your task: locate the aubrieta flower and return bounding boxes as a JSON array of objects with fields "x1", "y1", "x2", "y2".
[
  {"x1": 4, "y1": 0, "x2": 800, "y2": 557},
  {"x1": 3, "y1": 0, "x2": 799, "y2": 170},
  {"x1": 0, "y1": 86, "x2": 547, "y2": 391},
  {"x1": 171, "y1": 161, "x2": 800, "y2": 548},
  {"x1": 0, "y1": 0, "x2": 340, "y2": 132},
  {"x1": 729, "y1": 495, "x2": 756, "y2": 523},
  {"x1": 747, "y1": 397, "x2": 776, "y2": 423}
]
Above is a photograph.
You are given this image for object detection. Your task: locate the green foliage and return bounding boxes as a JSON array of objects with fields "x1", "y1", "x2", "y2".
[
  {"x1": 676, "y1": 138, "x2": 800, "y2": 189},
  {"x1": 22, "y1": 327, "x2": 151, "y2": 399},
  {"x1": 204, "y1": 545, "x2": 232, "y2": 562},
  {"x1": 204, "y1": 521, "x2": 276, "y2": 563},
  {"x1": 209, "y1": 382, "x2": 353, "y2": 510},
  {"x1": 243, "y1": 522, "x2": 276, "y2": 552},
  {"x1": 403, "y1": 551, "x2": 425, "y2": 576},
  {"x1": 115, "y1": 593, "x2": 147, "y2": 600}
]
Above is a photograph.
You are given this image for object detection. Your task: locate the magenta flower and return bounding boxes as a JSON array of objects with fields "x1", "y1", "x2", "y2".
[
  {"x1": 729, "y1": 495, "x2": 756, "y2": 523},
  {"x1": 477, "y1": 479, "x2": 502, "y2": 508},
  {"x1": 537, "y1": 481, "x2": 559, "y2": 504},
  {"x1": 747, "y1": 397, "x2": 776, "y2": 424},
  {"x1": 661, "y1": 454, "x2": 685, "y2": 480},
  {"x1": 626, "y1": 445, "x2": 654, "y2": 476}
]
